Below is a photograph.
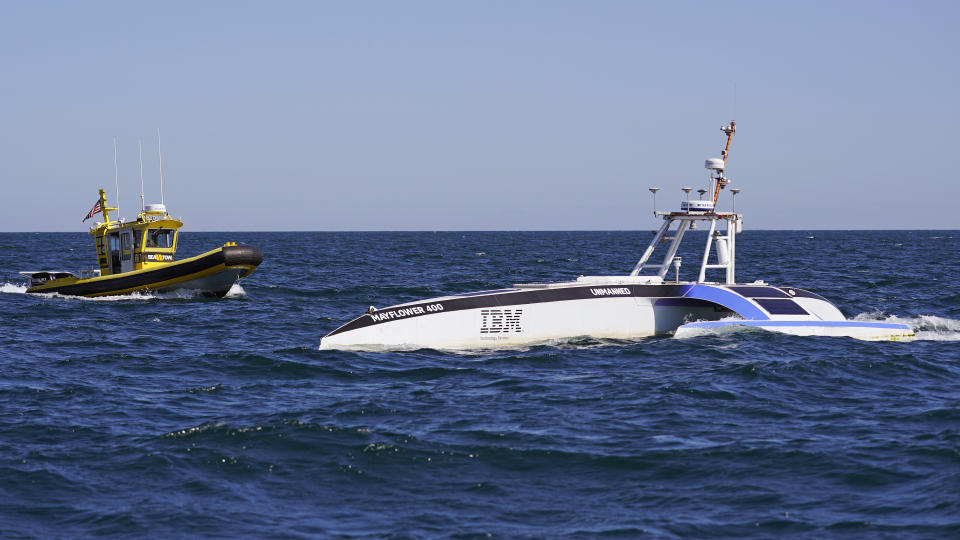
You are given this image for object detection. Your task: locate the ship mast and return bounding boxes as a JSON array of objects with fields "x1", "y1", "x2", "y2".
[
  {"x1": 711, "y1": 120, "x2": 735, "y2": 205},
  {"x1": 97, "y1": 188, "x2": 118, "y2": 224}
]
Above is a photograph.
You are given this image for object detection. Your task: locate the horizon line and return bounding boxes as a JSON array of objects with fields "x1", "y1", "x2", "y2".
[{"x1": 4, "y1": 228, "x2": 959, "y2": 234}]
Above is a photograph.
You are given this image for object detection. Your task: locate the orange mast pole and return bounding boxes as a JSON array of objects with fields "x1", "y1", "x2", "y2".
[
  {"x1": 712, "y1": 120, "x2": 736, "y2": 205},
  {"x1": 722, "y1": 120, "x2": 735, "y2": 165}
]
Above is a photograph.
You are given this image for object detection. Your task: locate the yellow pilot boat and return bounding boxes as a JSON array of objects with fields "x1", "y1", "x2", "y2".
[{"x1": 22, "y1": 189, "x2": 263, "y2": 297}]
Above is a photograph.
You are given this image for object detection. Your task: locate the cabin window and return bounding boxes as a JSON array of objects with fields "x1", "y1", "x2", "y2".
[
  {"x1": 133, "y1": 230, "x2": 142, "y2": 250},
  {"x1": 146, "y1": 229, "x2": 176, "y2": 249},
  {"x1": 107, "y1": 233, "x2": 120, "y2": 252},
  {"x1": 120, "y1": 232, "x2": 132, "y2": 252}
]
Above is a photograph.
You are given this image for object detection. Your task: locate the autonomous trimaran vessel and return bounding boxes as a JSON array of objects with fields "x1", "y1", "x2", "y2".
[{"x1": 320, "y1": 121, "x2": 913, "y2": 350}]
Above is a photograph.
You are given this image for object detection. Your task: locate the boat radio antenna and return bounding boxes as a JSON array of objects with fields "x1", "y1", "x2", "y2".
[
  {"x1": 113, "y1": 137, "x2": 120, "y2": 218},
  {"x1": 157, "y1": 128, "x2": 165, "y2": 205},
  {"x1": 138, "y1": 138, "x2": 145, "y2": 211}
]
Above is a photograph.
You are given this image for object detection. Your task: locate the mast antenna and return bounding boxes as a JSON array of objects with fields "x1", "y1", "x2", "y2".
[
  {"x1": 710, "y1": 120, "x2": 736, "y2": 205},
  {"x1": 138, "y1": 138, "x2": 145, "y2": 211},
  {"x1": 157, "y1": 128, "x2": 165, "y2": 205},
  {"x1": 721, "y1": 120, "x2": 735, "y2": 166},
  {"x1": 113, "y1": 138, "x2": 120, "y2": 218}
]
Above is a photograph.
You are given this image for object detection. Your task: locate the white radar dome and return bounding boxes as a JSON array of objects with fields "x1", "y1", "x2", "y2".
[
  {"x1": 705, "y1": 158, "x2": 725, "y2": 170},
  {"x1": 145, "y1": 204, "x2": 167, "y2": 214}
]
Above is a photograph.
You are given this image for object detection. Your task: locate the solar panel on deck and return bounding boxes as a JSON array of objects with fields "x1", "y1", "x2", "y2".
[{"x1": 755, "y1": 298, "x2": 810, "y2": 315}]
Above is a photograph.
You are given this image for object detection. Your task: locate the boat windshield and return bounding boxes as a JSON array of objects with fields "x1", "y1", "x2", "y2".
[{"x1": 146, "y1": 228, "x2": 176, "y2": 248}]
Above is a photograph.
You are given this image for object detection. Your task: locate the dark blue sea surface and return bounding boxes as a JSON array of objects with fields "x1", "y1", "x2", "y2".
[{"x1": 2, "y1": 230, "x2": 959, "y2": 538}]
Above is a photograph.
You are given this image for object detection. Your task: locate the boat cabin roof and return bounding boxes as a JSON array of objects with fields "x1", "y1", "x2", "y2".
[{"x1": 89, "y1": 213, "x2": 183, "y2": 236}]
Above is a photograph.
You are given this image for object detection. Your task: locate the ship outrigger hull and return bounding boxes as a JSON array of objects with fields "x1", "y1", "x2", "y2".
[{"x1": 25, "y1": 244, "x2": 262, "y2": 298}]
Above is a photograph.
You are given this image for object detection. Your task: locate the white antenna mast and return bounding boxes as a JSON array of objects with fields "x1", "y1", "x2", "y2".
[
  {"x1": 157, "y1": 128, "x2": 165, "y2": 205},
  {"x1": 138, "y1": 138, "x2": 145, "y2": 211},
  {"x1": 113, "y1": 138, "x2": 120, "y2": 218}
]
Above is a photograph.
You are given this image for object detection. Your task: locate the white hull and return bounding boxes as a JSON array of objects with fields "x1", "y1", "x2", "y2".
[
  {"x1": 319, "y1": 277, "x2": 911, "y2": 351},
  {"x1": 321, "y1": 297, "x2": 721, "y2": 351}
]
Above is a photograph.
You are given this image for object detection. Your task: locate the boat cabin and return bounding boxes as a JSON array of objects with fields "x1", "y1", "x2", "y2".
[{"x1": 88, "y1": 189, "x2": 183, "y2": 276}]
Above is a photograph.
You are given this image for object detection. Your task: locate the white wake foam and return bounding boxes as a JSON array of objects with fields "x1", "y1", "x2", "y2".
[
  {"x1": 672, "y1": 315, "x2": 752, "y2": 339},
  {"x1": 0, "y1": 282, "x2": 28, "y2": 294},
  {"x1": 6, "y1": 280, "x2": 248, "y2": 301},
  {"x1": 4, "y1": 282, "x2": 247, "y2": 301},
  {"x1": 672, "y1": 325, "x2": 757, "y2": 339},
  {"x1": 225, "y1": 283, "x2": 246, "y2": 298},
  {"x1": 47, "y1": 290, "x2": 160, "y2": 302},
  {"x1": 13, "y1": 287, "x2": 191, "y2": 302},
  {"x1": 3, "y1": 280, "x2": 163, "y2": 300},
  {"x1": 79, "y1": 289, "x2": 219, "y2": 301},
  {"x1": 852, "y1": 312, "x2": 960, "y2": 341}
]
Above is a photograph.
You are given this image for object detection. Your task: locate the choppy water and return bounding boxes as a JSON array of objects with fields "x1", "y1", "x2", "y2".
[{"x1": 2, "y1": 230, "x2": 959, "y2": 538}]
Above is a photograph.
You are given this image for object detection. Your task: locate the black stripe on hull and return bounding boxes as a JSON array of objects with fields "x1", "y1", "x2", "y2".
[
  {"x1": 327, "y1": 284, "x2": 697, "y2": 337},
  {"x1": 28, "y1": 245, "x2": 263, "y2": 297},
  {"x1": 324, "y1": 282, "x2": 832, "y2": 338}
]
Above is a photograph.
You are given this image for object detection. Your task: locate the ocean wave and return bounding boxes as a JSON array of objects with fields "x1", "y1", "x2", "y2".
[{"x1": 3, "y1": 230, "x2": 959, "y2": 538}]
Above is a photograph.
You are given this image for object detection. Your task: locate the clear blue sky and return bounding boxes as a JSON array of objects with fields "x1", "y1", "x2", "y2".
[{"x1": 1, "y1": 1, "x2": 957, "y2": 231}]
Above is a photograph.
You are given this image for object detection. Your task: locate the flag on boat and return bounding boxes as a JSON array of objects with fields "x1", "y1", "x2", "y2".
[{"x1": 83, "y1": 200, "x2": 102, "y2": 222}]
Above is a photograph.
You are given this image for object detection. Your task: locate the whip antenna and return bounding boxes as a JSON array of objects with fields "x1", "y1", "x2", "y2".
[
  {"x1": 113, "y1": 138, "x2": 120, "y2": 217},
  {"x1": 138, "y1": 138, "x2": 145, "y2": 211},
  {"x1": 157, "y1": 128, "x2": 165, "y2": 205}
]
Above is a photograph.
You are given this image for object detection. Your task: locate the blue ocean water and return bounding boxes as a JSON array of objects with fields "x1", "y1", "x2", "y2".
[{"x1": 1, "y1": 230, "x2": 959, "y2": 538}]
